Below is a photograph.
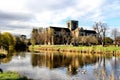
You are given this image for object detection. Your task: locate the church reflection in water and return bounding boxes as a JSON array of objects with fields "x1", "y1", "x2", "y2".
[{"x1": 31, "y1": 52, "x2": 99, "y2": 75}]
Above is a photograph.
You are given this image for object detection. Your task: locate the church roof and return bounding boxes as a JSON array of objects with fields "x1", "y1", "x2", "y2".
[
  {"x1": 50, "y1": 26, "x2": 70, "y2": 32},
  {"x1": 83, "y1": 30, "x2": 96, "y2": 34}
]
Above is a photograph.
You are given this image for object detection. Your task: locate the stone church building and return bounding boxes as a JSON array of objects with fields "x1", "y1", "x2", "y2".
[{"x1": 46, "y1": 20, "x2": 97, "y2": 45}]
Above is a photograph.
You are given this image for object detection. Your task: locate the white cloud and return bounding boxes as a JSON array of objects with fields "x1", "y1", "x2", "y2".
[
  {"x1": 0, "y1": 0, "x2": 28, "y2": 13},
  {"x1": 0, "y1": 0, "x2": 120, "y2": 37},
  {"x1": 26, "y1": 0, "x2": 107, "y2": 26}
]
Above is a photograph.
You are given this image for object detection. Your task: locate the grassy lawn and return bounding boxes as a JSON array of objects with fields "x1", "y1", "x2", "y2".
[
  {"x1": 0, "y1": 71, "x2": 27, "y2": 80},
  {"x1": 29, "y1": 45, "x2": 120, "y2": 53}
]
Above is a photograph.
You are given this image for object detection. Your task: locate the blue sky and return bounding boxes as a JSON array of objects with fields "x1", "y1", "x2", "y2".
[{"x1": 0, "y1": 0, "x2": 120, "y2": 37}]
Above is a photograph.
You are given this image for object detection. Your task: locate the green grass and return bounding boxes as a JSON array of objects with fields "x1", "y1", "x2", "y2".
[
  {"x1": 29, "y1": 45, "x2": 120, "y2": 53},
  {"x1": 0, "y1": 71, "x2": 28, "y2": 80}
]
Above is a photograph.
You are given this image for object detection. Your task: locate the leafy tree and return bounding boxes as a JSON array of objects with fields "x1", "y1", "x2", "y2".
[
  {"x1": 15, "y1": 35, "x2": 28, "y2": 51},
  {"x1": 1, "y1": 32, "x2": 16, "y2": 50}
]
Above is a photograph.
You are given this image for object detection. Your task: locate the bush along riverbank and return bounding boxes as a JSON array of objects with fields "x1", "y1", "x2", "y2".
[{"x1": 29, "y1": 45, "x2": 120, "y2": 54}]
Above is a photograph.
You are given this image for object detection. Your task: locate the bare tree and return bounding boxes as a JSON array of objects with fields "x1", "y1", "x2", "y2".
[
  {"x1": 61, "y1": 29, "x2": 66, "y2": 44},
  {"x1": 111, "y1": 28, "x2": 119, "y2": 46},
  {"x1": 38, "y1": 28, "x2": 45, "y2": 44},
  {"x1": 30, "y1": 28, "x2": 39, "y2": 45},
  {"x1": 45, "y1": 28, "x2": 54, "y2": 45},
  {"x1": 30, "y1": 28, "x2": 45, "y2": 45},
  {"x1": 93, "y1": 22, "x2": 108, "y2": 46}
]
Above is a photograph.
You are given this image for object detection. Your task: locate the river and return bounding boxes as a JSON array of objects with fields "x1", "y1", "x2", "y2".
[{"x1": 0, "y1": 52, "x2": 120, "y2": 80}]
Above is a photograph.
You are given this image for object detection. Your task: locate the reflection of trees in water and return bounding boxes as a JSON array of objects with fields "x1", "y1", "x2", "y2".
[
  {"x1": 31, "y1": 53, "x2": 120, "y2": 78},
  {"x1": 93, "y1": 56, "x2": 107, "y2": 80},
  {"x1": 0, "y1": 50, "x2": 26, "y2": 63},
  {"x1": 111, "y1": 56, "x2": 120, "y2": 80},
  {"x1": 0, "y1": 50, "x2": 15, "y2": 63},
  {"x1": 93, "y1": 55, "x2": 120, "y2": 80},
  {"x1": 0, "y1": 68, "x2": 3, "y2": 73},
  {"x1": 31, "y1": 53, "x2": 99, "y2": 75},
  {"x1": 67, "y1": 57, "x2": 79, "y2": 75},
  {"x1": 16, "y1": 52, "x2": 26, "y2": 58}
]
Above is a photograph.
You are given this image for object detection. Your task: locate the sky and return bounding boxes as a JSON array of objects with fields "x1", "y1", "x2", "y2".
[{"x1": 0, "y1": 0, "x2": 120, "y2": 38}]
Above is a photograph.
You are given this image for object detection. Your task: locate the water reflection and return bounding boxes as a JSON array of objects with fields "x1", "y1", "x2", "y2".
[
  {"x1": 0, "y1": 49, "x2": 26, "y2": 63},
  {"x1": 31, "y1": 53, "x2": 99, "y2": 75},
  {"x1": 0, "y1": 51, "x2": 120, "y2": 80},
  {"x1": 0, "y1": 53, "x2": 13, "y2": 63},
  {"x1": 31, "y1": 53, "x2": 120, "y2": 79}
]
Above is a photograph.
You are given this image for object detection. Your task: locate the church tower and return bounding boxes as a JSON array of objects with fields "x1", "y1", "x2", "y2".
[{"x1": 67, "y1": 20, "x2": 78, "y2": 31}]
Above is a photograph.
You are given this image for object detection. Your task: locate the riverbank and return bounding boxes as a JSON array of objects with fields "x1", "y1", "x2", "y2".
[
  {"x1": 0, "y1": 71, "x2": 27, "y2": 80},
  {"x1": 29, "y1": 45, "x2": 120, "y2": 54}
]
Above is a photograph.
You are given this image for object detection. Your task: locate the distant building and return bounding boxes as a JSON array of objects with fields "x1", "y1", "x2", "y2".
[{"x1": 46, "y1": 20, "x2": 97, "y2": 45}]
